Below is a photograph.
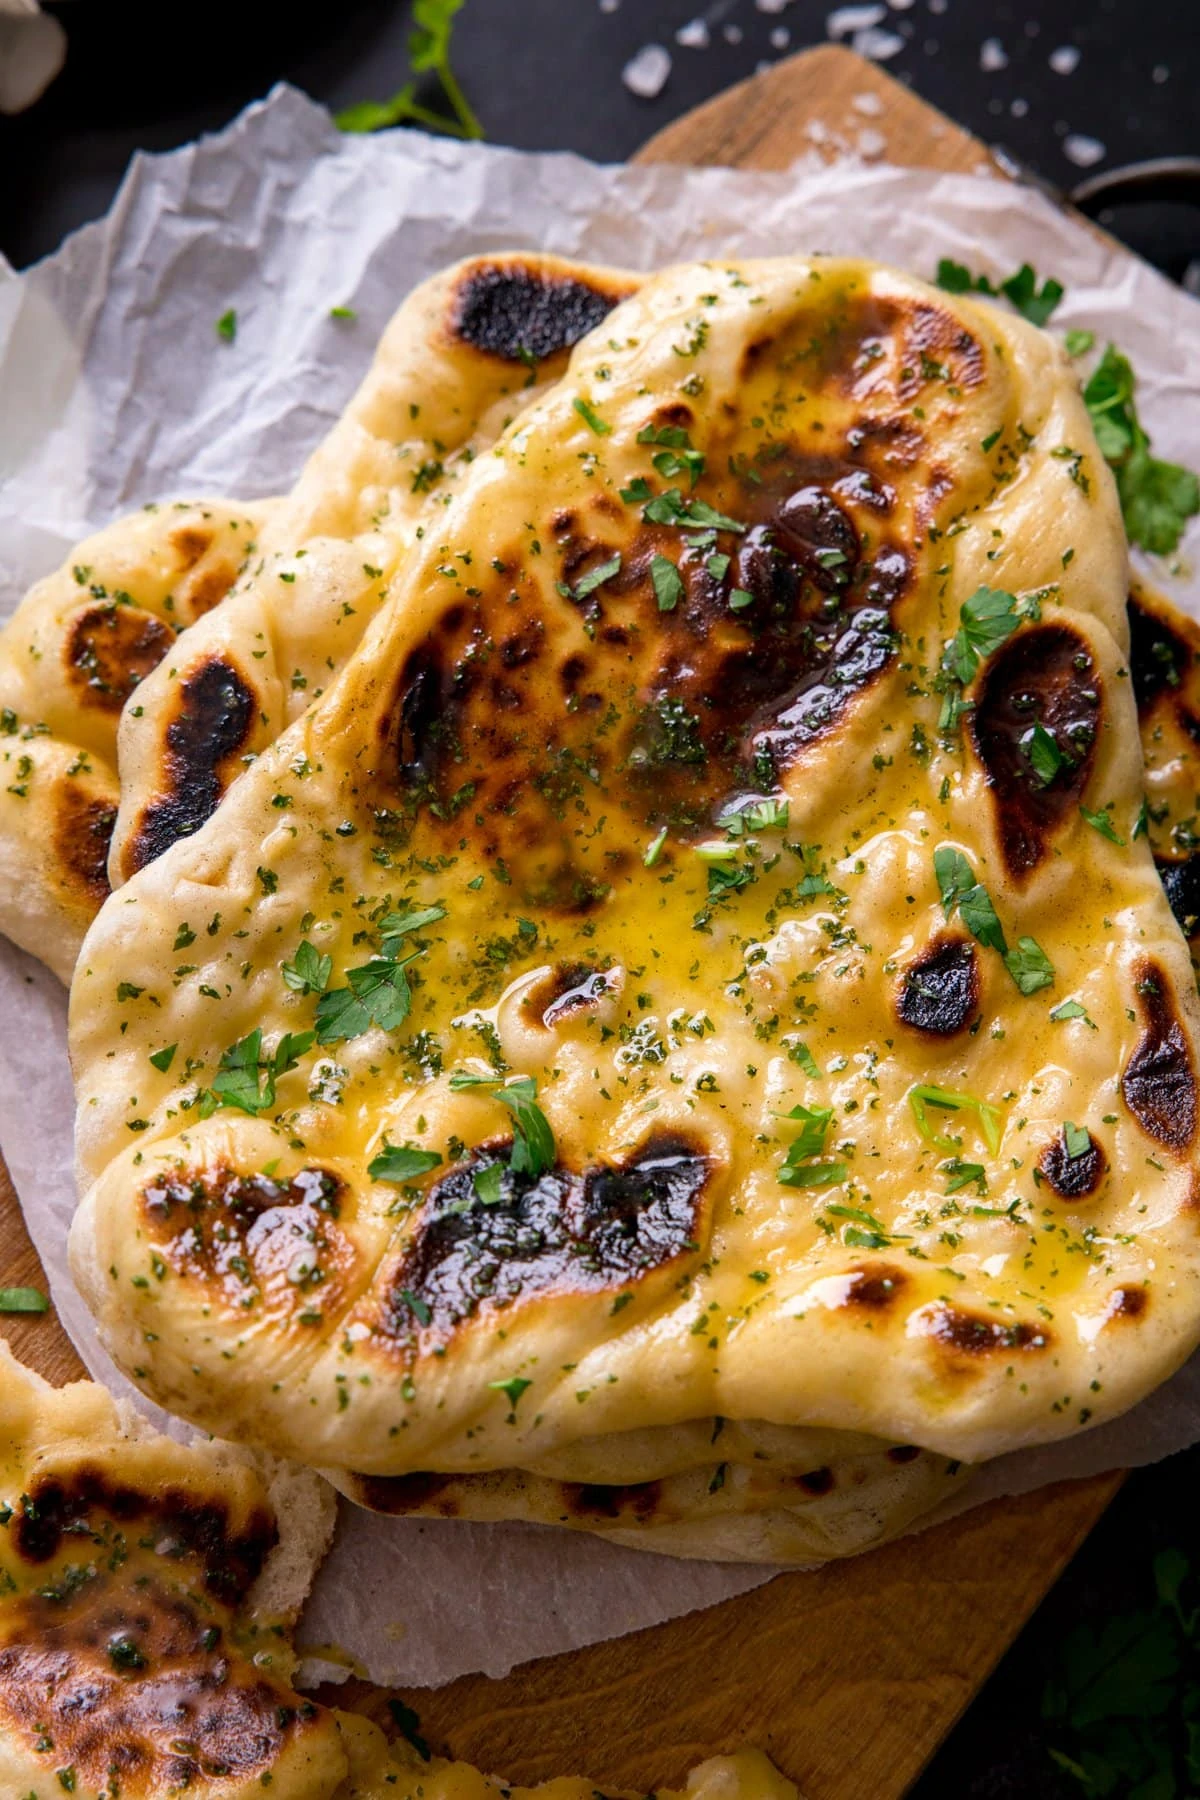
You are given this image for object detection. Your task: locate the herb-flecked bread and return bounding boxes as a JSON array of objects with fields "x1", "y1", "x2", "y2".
[{"x1": 68, "y1": 255, "x2": 1200, "y2": 1560}]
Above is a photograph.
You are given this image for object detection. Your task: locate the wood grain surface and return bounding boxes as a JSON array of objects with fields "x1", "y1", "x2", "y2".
[{"x1": 0, "y1": 43, "x2": 1123, "y2": 1800}]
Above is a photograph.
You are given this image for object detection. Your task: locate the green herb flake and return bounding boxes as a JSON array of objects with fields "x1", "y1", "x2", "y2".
[
  {"x1": 650, "y1": 553, "x2": 684, "y2": 613},
  {"x1": 369, "y1": 1142, "x2": 443, "y2": 1183},
  {"x1": 215, "y1": 309, "x2": 237, "y2": 343},
  {"x1": 1080, "y1": 803, "x2": 1126, "y2": 846},
  {"x1": 0, "y1": 1286, "x2": 49, "y2": 1315},
  {"x1": 572, "y1": 397, "x2": 611, "y2": 436}
]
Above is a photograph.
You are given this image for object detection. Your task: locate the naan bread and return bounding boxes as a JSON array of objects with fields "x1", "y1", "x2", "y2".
[
  {"x1": 0, "y1": 1343, "x2": 793, "y2": 1800},
  {"x1": 108, "y1": 254, "x2": 637, "y2": 888},
  {"x1": 0, "y1": 502, "x2": 268, "y2": 980},
  {"x1": 1129, "y1": 577, "x2": 1200, "y2": 970},
  {"x1": 70, "y1": 256, "x2": 1200, "y2": 1562},
  {"x1": 0, "y1": 256, "x2": 636, "y2": 982}
]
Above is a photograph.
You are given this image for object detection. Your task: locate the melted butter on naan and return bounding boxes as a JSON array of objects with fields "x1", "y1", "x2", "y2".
[{"x1": 69, "y1": 257, "x2": 1200, "y2": 1538}]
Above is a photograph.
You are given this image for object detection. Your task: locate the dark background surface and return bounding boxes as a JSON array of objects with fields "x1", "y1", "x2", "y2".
[{"x1": 5, "y1": 3, "x2": 1200, "y2": 1796}]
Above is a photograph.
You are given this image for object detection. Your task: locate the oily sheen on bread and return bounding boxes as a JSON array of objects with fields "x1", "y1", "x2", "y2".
[
  {"x1": 107, "y1": 254, "x2": 638, "y2": 889},
  {"x1": 69, "y1": 255, "x2": 1200, "y2": 1561},
  {"x1": 0, "y1": 501, "x2": 269, "y2": 980},
  {"x1": 0, "y1": 1343, "x2": 792, "y2": 1800}
]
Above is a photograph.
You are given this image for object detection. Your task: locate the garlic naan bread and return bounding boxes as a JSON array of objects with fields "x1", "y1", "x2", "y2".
[
  {"x1": 70, "y1": 255, "x2": 1200, "y2": 1562},
  {"x1": 107, "y1": 254, "x2": 637, "y2": 889},
  {"x1": 0, "y1": 1343, "x2": 792, "y2": 1800},
  {"x1": 0, "y1": 502, "x2": 269, "y2": 980},
  {"x1": 1129, "y1": 577, "x2": 1200, "y2": 967}
]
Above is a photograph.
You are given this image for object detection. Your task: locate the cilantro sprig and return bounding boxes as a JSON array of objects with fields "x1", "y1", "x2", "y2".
[
  {"x1": 938, "y1": 585, "x2": 1039, "y2": 737},
  {"x1": 935, "y1": 258, "x2": 1064, "y2": 328},
  {"x1": 448, "y1": 1072, "x2": 557, "y2": 1178},
  {"x1": 1083, "y1": 345, "x2": 1200, "y2": 555},
  {"x1": 199, "y1": 1028, "x2": 316, "y2": 1118},
  {"x1": 933, "y1": 846, "x2": 1055, "y2": 995},
  {"x1": 335, "y1": 0, "x2": 482, "y2": 140},
  {"x1": 312, "y1": 907, "x2": 445, "y2": 1045}
]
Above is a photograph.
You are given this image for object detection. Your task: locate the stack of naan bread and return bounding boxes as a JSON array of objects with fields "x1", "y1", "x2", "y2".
[{"x1": 4, "y1": 247, "x2": 1200, "y2": 1783}]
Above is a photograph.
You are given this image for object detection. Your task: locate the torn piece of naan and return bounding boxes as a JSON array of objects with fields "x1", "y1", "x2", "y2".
[
  {"x1": 0, "y1": 1342, "x2": 795, "y2": 1799},
  {"x1": 0, "y1": 255, "x2": 637, "y2": 981},
  {"x1": 107, "y1": 255, "x2": 638, "y2": 889},
  {"x1": 0, "y1": 502, "x2": 269, "y2": 980},
  {"x1": 70, "y1": 255, "x2": 1200, "y2": 1562}
]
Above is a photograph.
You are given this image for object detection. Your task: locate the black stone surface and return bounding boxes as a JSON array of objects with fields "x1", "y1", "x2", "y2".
[{"x1": 4, "y1": 4, "x2": 1199, "y2": 1795}]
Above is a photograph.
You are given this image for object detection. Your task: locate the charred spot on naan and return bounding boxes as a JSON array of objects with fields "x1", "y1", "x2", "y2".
[
  {"x1": 55, "y1": 781, "x2": 118, "y2": 908},
  {"x1": 369, "y1": 454, "x2": 912, "y2": 891},
  {"x1": 1129, "y1": 582, "x2": 1196, "y2": 717},
  {"x1": 168, "y1": 518, "x2": 253, "y2": 619},
  {"x1": 448, "y1": 259, "x2": 636, "y2": 364},
  {"x1": 897, "y1": 936, "x2": 979, "y2": 1036},
  {"x1": 910, "y1": 1300, "x2": 1050, "y2": 1363},
  {"x1": 525, "y1": 961, "x2": 622, "y2": 1028},
  {"x1": 1122, "y1": 960, "x2": 1198, "y2": 1151},
  {"x1": 1039, "y1": 1127, "x2": 1107, "y2": 1201},
  {"x1": 66, "y1": 602, "x2": 174, "y2": 712},
  {"x1": 138, "y1": 1164, "x2": 356, "y2": 1325},
  {"x1": 122, "y1": 656, "x2": 257, "y2": 876},
  {"x1": 1157, "y1": 854, "x2": 1200, "y2": 943},
  {"x1": 380, "y1": 1132, "x2": 711, "y2": 1343},
  {"x1": 971, "y1": 623, "x2": 1101, "y2": 879}
]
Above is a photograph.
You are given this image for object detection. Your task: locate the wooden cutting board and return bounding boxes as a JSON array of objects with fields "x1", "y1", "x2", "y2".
[{"x1": 0, "y1": 43, "x2": 1123, "y2": 1800}]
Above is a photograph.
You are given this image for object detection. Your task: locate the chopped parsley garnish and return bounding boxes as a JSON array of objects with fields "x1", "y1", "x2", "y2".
[
  {"x1": 489, "y1": 1375, "x2": 532, "y2": 1410},
  {"x1": 780, "y1": 1102, "x2": 834, "y2": 1160},
  {"x1": 1027, "y1": 721, "x2": 1070, "y2": 786},
  {"x1": 641, "y1": 488, "x2": 745, "y2": 534},
  {"x1": 282, "y1": 940, "x2": 333, "y2": 996},
  {"x1": 644, "y1": 825, "x2": 669, "y2": 867},
  {"x1": 199, "y1": 1028, "x2": 315, "y2": 1117},
  {"x1": 718, "y1": 796, "x2": 789, "y2": 836},
  {"x1": 1005, "y1": 937, "x2": 1056, "y2": 995},
  {"x1": 315, "y1": 956, "x2": 418, "y2": 1043},
  {"x1": 215, "y1": 309, "x2": 237, "y2": 343},
  {"x1": 1083, "y1": 344, "x2": 1200, "y2": 554},
  {"x1": 1064, "y1": 327, "x2": 1094, "y2": 357},
  {"x1": 572, "y1": 397, "x2": 611, "y2": 436},
  {"x1": 1080, "y1": 803, "x2": 1126, "y2": 846},
  {"x1": 148, "y1": 1044, "x2": 177, "y2": 1074},
  {"x1": 369, "y1": 1142, "x2": 443, "y2": 1183},
  {"x1": 449, "y1": 1073, "x2": 556, "y2": 1178},
  {"x1": 781, "y1": 1161, "x2": 849, "y2": 1191},
  {"x1": 825, "y1": 1201, "x2": 892, "y2": 1248},
  {"x1": 650, "y1": 553, "x2": 684, "y2": 612},
  {"x1": 941, "y1": 1158, "x2": 988, "y2": 1196},
  {"x1": 935, "y1": 258, "x2": 1064, "y2": 327},
  {"x1": 0, "y1": 1286, "x2": 49, "y2": 1314},
  {"x1": 335, "y1": 0, "x2": 482, "y2": 141},
  {"x1": 1051, "y1": 998, "x2": 1096, "y2": 1028},
  {"x1": 909, "y1": 1083, "x2": 1003, "y2": 1156},
  {"x1": 329, "y1": 305, "x2": 357, "y2": 321},
  {"x1": 942, "y1": 586, "x2": 1028, "y2": 687}
]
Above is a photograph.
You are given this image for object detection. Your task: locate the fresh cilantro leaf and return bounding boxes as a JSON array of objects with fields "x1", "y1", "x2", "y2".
[
  {"x1": 1080, "y1": 803, "x2": 1126, "y2": 846},
  {"x1": 400, "y1": 1289, "x2": 432, "y2": 1326},
  {"x1": 1084, "y1": 344, "x2": 1200, "y2": 554},
  {"x1": 315, "y1": 956, "x2": 416, "y2": 1044},
  {"x1": 215, "y1": 309, "x2": 237, "y2": 343},
  {"x1": 203, "y1": 1027, "x2": 316, "y2": 1116},
  {"x1": 706, "y1": 551, "x2": 731, "y2": 580},
  {"x1": 909, "y1": 1083, "x2": 1003, "y2": 1155},
  {"x1": 934, "y1": 845, "x2": 977, "y2": 917},
  {"x1": 1065, "y1": 327, "x2": 1095, "y2": 357},
  {"x1": 1003, "y1": 936, "x2": 1055, "y2": 995},
  {"x1": 637, "y1": 423, "x2": 706, "y2": 487},
  {"x1": 619, "y1": 477, "x2": 653, "y2": 505},
  {"x1": 780, "y1": 1103, "x2": 834, "y2": 1162},
  {"x1": 149, "y1": 1044, "x2": 177, "y2": 1074},
  {"x1": 943, "y1": 586, "x2": 1023, "y2": 686},
  {"x1": 572, "y1": 397, "x2": 611, "y2": 436},
  {"x1": 719, "y1": 797, "x2": 789, "y2": 836},
  {"x1": 729, "y1": 588, "x2": 754, "y2": 611},
  {"x1": 934, "y1": 258, "x2": 1063, "y2": 326},
  {"x1": 1051, "y1": 998, "x2": 1095, "y2": 1028},
  {"x1": 942, "y1": 1158, "x2": 988, "y2": 1195},
  {"x1": 473, "y1": 1162, "x2": 505, "y2": 1205},
  {"x1": 789, "y1": 1042, "x2": 822, "y2": 1079},
  {"x1": 369, "y1": 1142, "x2": 443, "y2": 1183},
  {"x1": 378, "y1": 905, "x2": 447, "y2": 953},
  {"x1": 1063, "y1": 1121, "x2": 1091, "y2": 1159},
  {"x1": 959, "y1": 882, "x2": 1008, "y2": 956},
  {"x1": 642, "y1": 488, "x2": 745, "y2": 533},
  {"x1": 495, "y1": 1076, "x2": 556, "y2": 1178},
  {"x1": 0, "y1": 1286, "x2": 48, "y2": 1314},
  {"x1": 282, "y1": 940, "x2": 333, "y2": 996},
  {"x1": 1027, "y1": 721, "x2": 1070, "y2": 786},
  {"x1": 650, "y1": 553, "x2": 684, "y2": 612},
  {"x1": 778, "y1": 1160, "x2": 848, "y2": 1190},
  {"x1": 567, "y1": 552, "x2": 622, "y2": 603},
  {"x1": 934, "y1": 258, "x2": 975, "y2": 295}
]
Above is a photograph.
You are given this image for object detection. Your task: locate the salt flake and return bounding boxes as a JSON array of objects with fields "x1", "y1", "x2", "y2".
[
  {"x1": 980, "y1": 37, "x2": 1007, "y2": 71},
  {"x1": 1049, "y1": 44, "x2": 1081, "y2": 75},
  {"x1": 826, "y1": 4, "x2": 885, "y2": 38},
  {"x1": 853, "y1": 24, "x2": 904, "y2": 59},
  {"x1": 622, "y1": 43, "x2": 672, "y2": 99},
  {"x1": 1063, "y1": 132, "x2": 1106, "y2": 169},
  {"x1": 675, "y1": 18, "x2": 710, "y2": 48}
]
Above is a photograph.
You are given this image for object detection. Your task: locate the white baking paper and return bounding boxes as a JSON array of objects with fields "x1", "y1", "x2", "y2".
[{"x1": 2, "y1": 84, "x2": 1200, "y2": 1689}]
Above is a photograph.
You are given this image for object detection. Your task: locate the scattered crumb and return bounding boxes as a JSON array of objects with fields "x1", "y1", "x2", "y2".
[
  {"x1": 856, "y1": 127, "x2": 887, "y2": 157},
  {"x1": 1063, "y1": 132, "x2": 1106, "y2": 168},
  {"x1": 852, "y1": 89, "x2": 884, "y2": 114},
  {"x1": 1049, "y1": 44, "x2": 1081, "y2": 75},
  {"x1": 826, "y1": 3, "x2": 885, "y2": 36},
  {"x1": 622, "y1": 43, "x2": 672, "y2": 98},
  {"x1": 675, "y1": 18, "x2": 710, "y2": 48},
  {"x1": 853, "y1": 24, "x2": 905, "y2": 58},
  {"x1": 980, "y1": 36, "x2": 1007, "y2": 71}
]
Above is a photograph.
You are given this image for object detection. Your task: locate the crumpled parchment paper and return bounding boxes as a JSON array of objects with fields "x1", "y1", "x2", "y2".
[{"x1": 2, "y1": 83, "x2": 1199, "y2": 1689}]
